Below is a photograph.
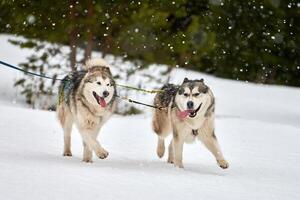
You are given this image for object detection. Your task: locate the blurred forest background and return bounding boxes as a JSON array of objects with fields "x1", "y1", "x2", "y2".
[{"x1": 0, "y1": 0, "x2": 299, "y2": 108}]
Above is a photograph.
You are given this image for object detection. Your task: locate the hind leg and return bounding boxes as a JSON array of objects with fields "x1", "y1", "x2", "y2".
[
  {"x1": 57, "y1": 105, "x2": 73, "y2": 156},
  {"x1": 173, "y1": 134, "x2": 184, "y2": 168}
]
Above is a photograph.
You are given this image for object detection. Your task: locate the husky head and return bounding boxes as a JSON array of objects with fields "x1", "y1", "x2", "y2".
[
  {"x1": 175, "y1": 78, "x2": 210, "y2": 118},
  {"x1": 82, "y1": 58, "x2": 116, "y2": 108}
]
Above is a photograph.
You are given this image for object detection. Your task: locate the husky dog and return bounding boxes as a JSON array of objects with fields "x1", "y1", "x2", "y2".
[
  {"x1": 57, "y1": 58, "x2": 116, "y2": 162},
  {"x1": 152, "y1": 78, "x2": 229, "y2": 169}
]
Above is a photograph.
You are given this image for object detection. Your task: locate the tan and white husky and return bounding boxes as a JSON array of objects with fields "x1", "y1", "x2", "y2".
[
  {"x1": 57, "y1": 58, "x2": 116, "y2": 163},
  {"x1": 152, "y1": 78, "x2": 229, "y2": 169}
]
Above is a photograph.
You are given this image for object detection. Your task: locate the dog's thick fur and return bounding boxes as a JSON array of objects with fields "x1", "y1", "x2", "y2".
[
  {"x1": 152, "y1": 78, "x2": 229, "y2": 169},
  {"x1": 57, "y1": 58, "x2": 116, "y2": 162}
]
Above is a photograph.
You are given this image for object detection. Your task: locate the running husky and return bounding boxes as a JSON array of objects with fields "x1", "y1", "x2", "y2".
[
  {"x1": 152, "y1": 78, "x2": 229, "y2": 169},
  {"x1": 57, "y1": 58, "x2": 116, "y2": 162}
]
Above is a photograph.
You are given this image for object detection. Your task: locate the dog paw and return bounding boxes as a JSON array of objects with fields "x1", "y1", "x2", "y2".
[
  {"x1": 167, "y1": 157, "x2": 174, "y2": 164},
  {"x1": 174, "y1": 162, "x2": 184, "y2": 169},
  {"x1": 82, "y1": 158, "x2": 93, "y2": 163},
  {"x1": 157, "y1": 146, "x2": 165, "y2": 158},
  {"x1": 63, "y1": 151, "x2": 72, "y2": 157},
  {"x1": 217, "y1": 159, "x2": 229, "y2": 169},
  {"x1": 167, "y1": 160, "x2": 174, "y2": 164},
  {"x1": 96, "y1": 149, "x2": 109, "y2": 159}
]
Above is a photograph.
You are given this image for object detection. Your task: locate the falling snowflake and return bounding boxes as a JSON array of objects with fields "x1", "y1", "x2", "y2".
[{"x1": 26, "y1": 15, "x2": 35, "y2": 24}]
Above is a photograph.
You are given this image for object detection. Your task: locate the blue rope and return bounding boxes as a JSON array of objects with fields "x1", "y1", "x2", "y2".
[{"x1": 0, "y1": 60, "x2": 63, "y2": 81}]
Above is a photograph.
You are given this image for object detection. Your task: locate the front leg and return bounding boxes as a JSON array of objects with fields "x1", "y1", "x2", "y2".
[
  {"x1": 76, "y1": 114, "x2": 109, "y2": 161},
  {"x1": 80, "y1": 129, "x2": 109, "y2": 160},
  {"x1": 76, "y1": 103, "x2": 109, "y2": 161},
  {"x1": 172, "y1": 127, "x2": 184, "y2": 168},
  {"x1": 199, "y1": 131, "x2": 229, "y2": 169},
  {"x1": 167, "y1": 139, "x2": 174, "y2": 164},
  {"x1": 198, "y1": 116, "x2": 229, "y2": 169},
  {"x1": 91, "y1": 132, "x2": 109, "y2": 159},
  {"x1": 82, "y1": 141, "x2": 93, "y2": 163}
]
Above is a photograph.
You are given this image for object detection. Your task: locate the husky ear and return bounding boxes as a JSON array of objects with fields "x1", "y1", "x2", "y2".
[
  {"x1": 196, "y1": 78, "x2": 204, "y2": 82},
  {"x1": 102, "y1": 66, "x2": 112, "y2": 75},
  {"x1": 183, "y1": 77, "x2": 189, "y2": 83}
]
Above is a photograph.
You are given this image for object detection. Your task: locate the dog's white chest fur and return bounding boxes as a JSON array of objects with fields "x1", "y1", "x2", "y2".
[{"x1": 184, "y1": 112, "x2": 206, "y2": 130}]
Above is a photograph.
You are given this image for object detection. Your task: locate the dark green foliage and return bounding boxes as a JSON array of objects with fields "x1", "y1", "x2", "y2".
[
  {"x1": 0, "y1": 0, "x2": 299, "y2": 86},
  {"x1": 203, "y1": 0, "x2": 300, "y2": 85},
  {"x1": 10, "y1": 39, "x2": 64, "y2": 108}
]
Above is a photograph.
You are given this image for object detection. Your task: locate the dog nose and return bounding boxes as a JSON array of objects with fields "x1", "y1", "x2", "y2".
[
  {"x1": 103, "y1": 91, "x2": 109, "y2": 98},
  {"x1": 187, "y1": 101, "x2": 194, "y2": 109}
]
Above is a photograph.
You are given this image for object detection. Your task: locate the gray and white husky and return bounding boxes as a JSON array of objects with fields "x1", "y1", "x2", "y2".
[
  {"x1": 57, "y1": 58, "x2": 116, "y2": 162},
  {"x1": 152, "y1": 78, "x2": 229, "y2": 169}
]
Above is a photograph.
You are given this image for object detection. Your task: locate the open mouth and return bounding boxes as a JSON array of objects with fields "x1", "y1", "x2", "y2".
[
  {"x1": 188, "y1": 103, "x2": 202, "y2": 118},
  {"x1": 177, "y1": 103, "x2": 202, "y2": 119},
  {"x1": 92, "y1": 91, "x2": 107, "y2": 108}
]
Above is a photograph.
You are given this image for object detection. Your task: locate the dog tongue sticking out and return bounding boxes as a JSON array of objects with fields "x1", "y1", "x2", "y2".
[
  {"x1": 177, "y1": 110, "x2": 192, "y2": 119},
  {"x1": 93, "y1": 92, "x2": 107, "y2": 108},
  {"x1": 98, "y1": 97, "x2": 107, "y2": 108}
]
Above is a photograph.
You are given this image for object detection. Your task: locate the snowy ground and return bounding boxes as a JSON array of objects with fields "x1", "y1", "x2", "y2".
[{"x1": 1, "y1": 35, "x2": 300, "y2": 200}]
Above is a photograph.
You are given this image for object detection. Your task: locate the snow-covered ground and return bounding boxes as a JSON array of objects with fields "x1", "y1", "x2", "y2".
[{"x1": 1, "y1": 35, "x2": 300, "y2": 200}]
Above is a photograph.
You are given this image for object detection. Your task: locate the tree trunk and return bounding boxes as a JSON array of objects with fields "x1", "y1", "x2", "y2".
[
  {"x1": 84, "y1": 0, "x2": 93, "y2": 62},
  {"x1": 69, "y1": 0, "x2": 77, "y2": 71}
]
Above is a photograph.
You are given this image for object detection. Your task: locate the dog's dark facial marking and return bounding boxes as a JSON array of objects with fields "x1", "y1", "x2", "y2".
[
  {"x1": 178, "y1": 78, "x2": 209, "y2": 96},
  {"x1": 88, "y1": 66, "x2": 112, "y2": 80},
  {"x1": 198, "y1": 85, "x2": 208, "y2": 94},
  {"x1": 180, "y1": 78, "x2": 206, "y2": 92},
  {"x1": 84, "y1": 75, "x2": 96, "y2": 83},
  {"x1": 178, "y1": 87, "x2": 184, "y2": 95}
]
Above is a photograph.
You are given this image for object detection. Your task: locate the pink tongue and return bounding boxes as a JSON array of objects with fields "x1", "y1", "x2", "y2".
[
  {"x1": 177, "y1": 110, "x2": 192, "y2": 119},
  {"x1": 99, "y1": 97, "x2": 107, "y2": 108}
]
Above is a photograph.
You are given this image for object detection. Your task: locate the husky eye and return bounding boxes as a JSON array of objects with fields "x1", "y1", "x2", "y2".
[
  {"x1": 97, "y1": 82, "x2": 101, "y2": 85},
  {"x1": 193, "y1": 93, "x2": 200, "y2": 97},
  {"x1": 183, "y1": 93, "x2": 189, "y2": 97},
  {"x1": 106, "y1": 83, "x2": 110, "y2": 86}
]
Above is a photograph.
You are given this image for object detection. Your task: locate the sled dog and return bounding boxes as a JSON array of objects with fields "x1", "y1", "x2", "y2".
[
  {"x1": 57, "y1": 58, "x2": 116, "y2": 162},
  {"x1": 152, "y1": 78, "x2": 229, "y2": 169}
]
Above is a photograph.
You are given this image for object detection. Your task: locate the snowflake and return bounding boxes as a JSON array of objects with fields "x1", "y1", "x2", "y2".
[{"x1": 27, "y1": 15, "x2": 35, "y2": 24}]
